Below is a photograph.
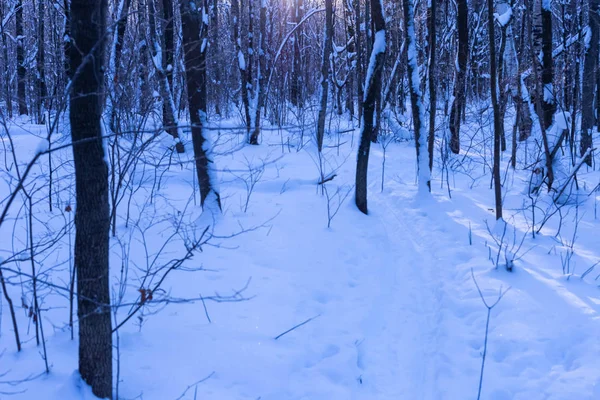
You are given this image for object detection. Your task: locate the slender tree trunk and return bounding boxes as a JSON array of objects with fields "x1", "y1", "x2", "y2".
[
  {"x1": 162, "y1": 0, "x2": 176, "y2": 118},
  {"x1": 354, "y1": 0, "x2": 363, "y2": 123},
  {"x1": 355, "y1": 0, "x2": 386, "y2": 214},
  {"x1": 581, "y1": 0, "x2": 598, "y2": 165},
  {"x1": 427, "y1": 0, "x2": 436, "y2": 171},
  {"x1": 64, "y1": 0, "x2": 72, "y2": 81},
  {"x1": 210, "y1": 0, "x2": 221, "y2": 115},
  {"x1": 404, "y1": 0, "x2": 431, "y2": 192},
  {"x1": 231, "y1": 0, "x2": 251, "y2": 132},
  {"x1": 539, "y1": 0, "x2": 556, "y2": 189},
  {"x1": 181, "y1": 0, "x2": 222, "y2": 209},
  {"x1": 148, "y1": 0, "x2": 184, "y2": 152},
  {"x1": 0, "y1": 2, "x2": 13, "y2": 117},
  {"x1": 290, "y1": 0, "x2": 303, "y2": 107},
  {"x1": 488, "y1": 0, "x2": 503, "y2": 219},
  {"x1": 16, "y1": 0, "x2": 28, "y2": 116},
  {"x1": 449, "y1": 0, "x2": 468, "y2": 154},
  {"x1": 316, "y1": 0, "x2": 333, "y2": 152},
  {"x1": 36, "y1": 0, "x2": 46, "y2": 124},
  {"x1": 344, "y1": 0, "x2": 355, "y2": 117},
  {"x1": 249, "y1": 0, "x2": 267, "y2": 145},
  {"x1": 69, "y1": 0, "x2": 112, "y2": 397}
]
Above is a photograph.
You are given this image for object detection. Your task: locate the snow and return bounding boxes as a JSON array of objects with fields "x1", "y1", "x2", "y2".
[
  {"x1": 2, "y1": 112, "x2": 600, "y2": 400},
  {"x1": 238, "y1": 50, "x2": 246, "y2": 70},
  {"x1": 35, "y1": 138, "x2": 49, "y2": 155},
  {"x1": 495, "y1": 7, "x2": 512, "y2": 27},
  {"x1": 363, "y1": 30, "x2": 386, "y2": 98}
]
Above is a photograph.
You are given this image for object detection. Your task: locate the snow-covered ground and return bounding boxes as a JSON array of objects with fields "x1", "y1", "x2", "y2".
[{"x1": 1, "y1": 111, "x2": 600, "y2": 399}]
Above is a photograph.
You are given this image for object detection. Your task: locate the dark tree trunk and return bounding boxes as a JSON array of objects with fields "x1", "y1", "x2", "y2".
[
  {"x1": 69, "y1": 0, "x2": 112, "y2": 397},
  {"x1": 581, "y1": 0, "x2": 598, "y2": 165},
  {"x1": 148, "y1": 0, "x2": 184, "y2": 152},
  {"x1": 344, "y1": 0, "x2": 355, "y2": 117},
  {"x1": 497, "y1": 1, "x2": 514, "y2": 152},
  {"x1": 16, "y1": 0, "x2": 28, "y2": 116},
  {"x1": 427, "y1": 0, "x2": 436, "y2": 171},
  {"x1": 449, "y1": 0, "x2": 468, "y2": 154},
  {"x1": 181, "y1": 0, "x2": 222, "y2": 209},
  {"x1": 487, "y1": 0, "x2": 503, "y2": 219},
  {"x1": 404, "y1": 0, "x2": 430, "y2": 192},
  {"x1": 290, "y1": 0, "x2": 304, "y2": 107},
  {"x1": 249, "y1": 0, "x2": 266, "y2": 145},
  {"x1": 114, "y1": 0, "x2": 131, "y2": 76},
  {"x1": 162, "y1": 0, "x2": 175, "y2": 116},
  {"x1": 537, "y1": 0, "x2": 556, "y2": 190},
  {"x1": 36, "y1": 0, "x2": 47, "y2": 124},
  {"x1": 210, "y1": 0, "x2": 221, "y2": 115},
  {"x1": 0, "y1": 2, "x2": 13, "y2": 117},
  {"x1": 354, "y1": 0, "x2": 363, "y2": 123},
  {"x1": 231, "y1": 0, "x2": 251, "y2": 132},
  {"x1": 355, "y1": 0, "x2": 385, "y2": 214},
  {"x1": 64, "y1": 0, "x2": 72, "y2": 80},
  {"x1": 316, "y1": 0, "x2": 333, "y2": 152}
]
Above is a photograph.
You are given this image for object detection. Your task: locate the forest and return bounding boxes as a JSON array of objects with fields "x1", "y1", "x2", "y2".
[{"x1": 0, "y1": 0, "x2": 599, "y2": 398}]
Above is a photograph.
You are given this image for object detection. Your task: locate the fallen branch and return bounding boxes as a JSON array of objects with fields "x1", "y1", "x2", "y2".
[{"x1": 274, "y1": 314, "x2": 321, "y2": 340}]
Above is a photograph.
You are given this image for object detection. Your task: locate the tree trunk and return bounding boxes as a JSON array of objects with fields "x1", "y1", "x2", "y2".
[
  {"x1": 290, "y1": 0, "x2": 303, "y2": 107},
  {"x1": 449, "y1": 0, "x2": 468, "y2": 154},
  {"x1": 403, "y1": 0, "x2": 430, "y2": 192},
  {"x1": 36, "y1": 0, "x2": 47, "y2": 124},
  {"x1": 249, "y1": 0, "x2": 267, "y2": 145},
  {"x1": 148, "y1": 0, "x2": 184, "y2": 152},
  {"x1": 210, "y1": 0, "x2": 221, "y2": 115},
  {"x1": 0, "y1": 1, "x2": 13, "y2": 117},
  {"x1": 181, "y1": 0, "x2": 222, "y2": 209},
  {"x1": 355, "y1": 0, "x2": 386, "y2": 214},
  {"x1": 487, "y1": 0, "x2": 503, "y2": 219},
  {"x1": 231, "y1": 0, "x2": 251, "y2": 132},
  {"x1": 581, "y1": 0, "x2": 598, "y2": 165},
  {"x1": 316, "y1": 0, "x2": 333, "y2": 152},
  {"x1": 69, "y1": 0, "x2": 112, "y2": 397},
  {"x1": 344, "y1": 0, "x2": 355, "y2": 117},
  {"x1": 427, "y1": 0, "x2": 436, "y2": 171},
  {"x1": 16, "y1": 0, "x2": 28, "y2": 116},
  {"x1": 354, "y1": 0, "x2": 363, "y2": 123},
  {"x1": 162, "y1": 0, "x2": 176, "y2": 118}
]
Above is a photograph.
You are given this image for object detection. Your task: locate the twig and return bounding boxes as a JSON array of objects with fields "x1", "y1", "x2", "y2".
[{"x1": 274, "y1": 314, "x2": 321, "y2": 340}]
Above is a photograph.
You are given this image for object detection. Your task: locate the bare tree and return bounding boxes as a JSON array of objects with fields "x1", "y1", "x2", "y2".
[
  {"x1": 488, "y1": 0, "x2": 503, "y2": 219},
  {"x1": 16, "y1": 0, "x2": 28, "y2": 116},
  {"x1": 181, "y1": 0, "x2": 222, "y2": 209},
  {"x1": 581, "y1": 0, "x2": 598, "y2": 165},
  {"x1": 355, "y1": 0, "x2": 386, "y2": 214},
  {"x1": 316, "y1": 0, "x2": 333, "y2": 152},
  {"x1": 69, "y1": 0, "x2": 112, "y2": 396},
  {"x1": 403, "y1": 0, "x2": 430, "y2": 192}
]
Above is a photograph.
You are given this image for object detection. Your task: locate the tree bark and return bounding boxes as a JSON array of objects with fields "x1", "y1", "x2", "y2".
[
  {"x1": 449, "y1": 0, "x2": 468, "y2": 154},
  {"x1": 316, "y1": 0, "x2": 333, "y2": 152},
  {"x1": 69, "y1": 0, "x2": 112, "y2": 397},
  {"x1": 16, "y1": 0, "x2": 28, "y2": 116},
  {"x1": 404, "y1": 0, "x2": 430, "y2": 192},
  {"x1": 231, "y1": 0, "x2": 251, "y2": 132},
  {"x1": 427, "y1": 0, "x2": 436, "y2": 171},
  {"x1": 0, "y1": 1, "x2": 13, "y2": 117},
  {"x1": 355, "y1": 0, "x2": 386, "y2": 214},
  {"x1": 290, "y1": 0, "x2": 304, "y2": 107},
  {"x1": 354, "y1": 0, "x2": 363, "y2": 122},
  {"x1": 487, "y1": 0, "x2": 503, "y2": 219},
  {"x1": 249, "y1": 0, "x2": 267, "y2": 145},
  {"x1": 581, "y1": 0, "x2": 598, "y2": 165},
  {"x1": 181, "y1": 0, "x2": 222, "y2": 209},
  {"x1": 36, "y1": 0, "x2": 47, "y2": 124}
]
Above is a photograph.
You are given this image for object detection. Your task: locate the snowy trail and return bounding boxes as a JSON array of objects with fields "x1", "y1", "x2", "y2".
[{"x1": 347, "y1": 188, "x2": 444, "y2": 400}]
